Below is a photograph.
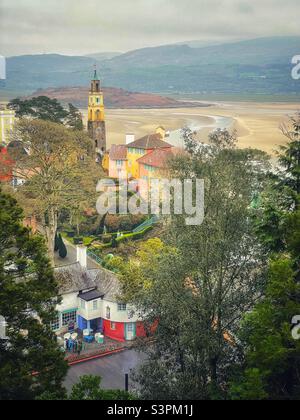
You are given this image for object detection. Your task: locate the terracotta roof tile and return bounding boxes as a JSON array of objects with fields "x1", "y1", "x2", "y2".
[
  {"x1": 137, "y1": 147, "x2": 181, "y2": 169},
  {"x1": 127, "y1": 133, "x2": 172, "y2": 150},
  {"x1": 109, "y1": 144, "x2": 127, "y2": 161}
]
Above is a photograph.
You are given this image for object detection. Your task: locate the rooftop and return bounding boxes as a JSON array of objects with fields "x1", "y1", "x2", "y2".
[
  {"x1": 78, "y1": 289, "x2": 104, "y2": 301},
  {"x1": 109, "y1": 144, "x2": 127, "y2": 161},
  {"x1": 54, "y1": 262, "x2": 121, "y2": 302},
  {"x1": 126, "y1": 133, "x2": 172, "y2": 150},
  {"x1": 137, "y1": 147, "x2": 182, "y2": 168}
]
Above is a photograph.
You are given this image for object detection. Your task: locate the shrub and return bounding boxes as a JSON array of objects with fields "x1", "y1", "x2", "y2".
[
  {"x1": 54, "y1": 232, "x2": 59, "y2": 252},
  {"x1": 58, "y1": 234, "x2": 68, "y2": 259},
  {"x1": 102, "y1": 234, "x2": 112, "y2": 244},
  {"x1": 74, "y1": 236, "x2": 83, "y2": 245}
]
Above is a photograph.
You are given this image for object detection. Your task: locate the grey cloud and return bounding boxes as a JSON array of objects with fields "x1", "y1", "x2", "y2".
[{"x1": 0, "y1": 0, "x2": 299, "y2": 56}]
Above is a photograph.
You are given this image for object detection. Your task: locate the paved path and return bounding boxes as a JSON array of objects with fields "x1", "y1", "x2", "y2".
[
  {"x1": 55, "y1": 241, "x2": 99, "y2": 269},
  {"x1": 64, "y1": 349, "x2": 146, "y2": 392}
]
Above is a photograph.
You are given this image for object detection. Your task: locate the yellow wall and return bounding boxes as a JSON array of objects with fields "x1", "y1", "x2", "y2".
[
  {"x1": 88, "y1": 93, "x2": 105, "y2": 122},
  {"x1": 102, "y1": 152, "x2": 110, "y2": 172},
  {"x1": 0, "y1": 110, "x2": 15, "y2": 145},
  {"x1": 126, "y1": 147, "x2": 146, "y2": 179},
  {"x1": 156, "y1": 126, "x2": 166, "y2": 140}
]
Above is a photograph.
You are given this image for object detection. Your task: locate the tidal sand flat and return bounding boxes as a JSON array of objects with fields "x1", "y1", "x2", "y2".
[{"x1": 83, "y1": 101, "x2": 299, "y2": 155}]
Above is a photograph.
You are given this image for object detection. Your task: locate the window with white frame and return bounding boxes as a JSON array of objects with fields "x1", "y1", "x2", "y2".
[
  {"x1": 62, "y1": 310, "x2": 77, "y2": 327},
  {"x1": 50, "y1": 314, "x2": 60, "y2": 331},
  {"x1": 117, "y1": 303, "x2": 127, "y2": 311},
  {"x1": 93, "y1": 300, "x2": 98, "y2": 310},
  {"x1": 81, "y1": 299, "x2": 86, "y2": 309},
  {"x1": 111, "y1": 322, "x2": 116, "y2": 330}
]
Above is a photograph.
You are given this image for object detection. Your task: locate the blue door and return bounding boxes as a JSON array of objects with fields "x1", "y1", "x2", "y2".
[{"x1": 125, "y1": 323, "x2": 136, "y2": 340}]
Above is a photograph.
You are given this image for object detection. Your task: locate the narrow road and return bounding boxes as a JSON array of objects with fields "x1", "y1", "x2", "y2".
[{"x1": 64, "y1": 349, "x2": 146, "y2": 392}]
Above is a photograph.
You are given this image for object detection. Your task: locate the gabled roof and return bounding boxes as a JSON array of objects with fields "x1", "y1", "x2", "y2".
[
  {"x1": 109, "y1": 144, "x2": 127, "y2": 161},
  {"x1": 137, "y1": 147, "x2": 183, "y2": 169},
  {"x1": 126, "y1": 133, "x2": 172, "y2": 150}
]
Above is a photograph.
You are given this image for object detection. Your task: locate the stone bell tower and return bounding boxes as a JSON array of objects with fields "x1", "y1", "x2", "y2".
[{"x1": 87, "y1": 67, "x2": 106, "y2": 155}]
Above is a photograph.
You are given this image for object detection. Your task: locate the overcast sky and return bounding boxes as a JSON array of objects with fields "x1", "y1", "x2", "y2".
[{"x1": 0, "y1": 0, "x2": 299, "y2": 56}]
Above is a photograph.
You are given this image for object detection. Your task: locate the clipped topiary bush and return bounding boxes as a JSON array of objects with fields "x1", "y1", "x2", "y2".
[
  {"x1": 102, "y1": 234, "x2": 112, "y2": 244},
  {"x1": 58, "y1": 234, "x2": 68, "y2": 259}
]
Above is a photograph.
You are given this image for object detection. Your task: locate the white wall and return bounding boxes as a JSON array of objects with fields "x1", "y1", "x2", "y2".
[
  {"x1": 77, "y1": 298, "x2": 103, "y2": 321},
  {"x1": 56, "y1": 292, "x2": 78, "y2": 312},
  {"x1": 102, "y1": 299, "x2": 140, "y2": 323}
]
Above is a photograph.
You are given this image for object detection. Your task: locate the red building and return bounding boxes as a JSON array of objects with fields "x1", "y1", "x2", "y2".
[{"x1": 0, "y1": 146, "x2": 14, "y2": 182}]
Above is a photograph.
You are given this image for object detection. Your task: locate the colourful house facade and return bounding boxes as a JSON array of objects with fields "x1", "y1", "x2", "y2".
[
  {"x1": 0, "y1": 109, "x2": 15, "y2": 145},
  {"x1": 108, "y1": 144, "x2": 128, "y2": 179},
  {"x1": 54, "y1": 247, "x2": 146, "y2": 342},
  {"x1": 0, "y1": 146, "x2": 13, "y2": 182}
]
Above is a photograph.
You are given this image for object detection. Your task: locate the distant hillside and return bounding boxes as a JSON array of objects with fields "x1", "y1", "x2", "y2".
[
  {"x1": 1, "y1": 37, "x2": 300, "y2": 98},
  {"x1": 85, "y1": 52, "x2": 122, "y2": 61},
  {"x1": 99, "y1": 37, "x2": 300, "y2": 94},
  {"x1": 27, "y1": 87, "x2": 202, "y2": 109}
]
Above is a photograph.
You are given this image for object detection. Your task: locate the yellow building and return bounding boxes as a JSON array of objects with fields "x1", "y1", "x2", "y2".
[
  {"x1": 0, "y1": 109, "x2": 15, "y2": 145},
  {"x1": 126, "y1": 133, "x2": 171, "y2": 179},
  {"x1": 102, "y1": 151, "x2": 110, "y2": 173},
  {"x1": 87, "y1": 68, "x2": 106, "y2": 156}
]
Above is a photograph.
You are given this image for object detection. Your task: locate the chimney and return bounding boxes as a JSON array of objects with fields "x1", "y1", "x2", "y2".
[
  {"x1": 126, "y1": 133, "x2": 135, "y2": 145},
  {"x1": 77, "y1": 246, "x2": 87, "y2": 269}
]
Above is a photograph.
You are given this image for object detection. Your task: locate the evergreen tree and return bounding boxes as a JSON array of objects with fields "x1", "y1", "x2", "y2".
[
  {"x1": 54, "y1": 231, "x2": 59, "y2": 252},
  {"x1": 58, "y1": 234, "x2": 67, "y2": 259},
  {"x1": 230, "y1": 115, "x2": 300, "y2": 400},
  {"x1": 66, "y1": 103, "x2": 84, "y2": 131},
  {"x1": 38, "y1": 375, "x2": 135, "y2": 400},
  {"x1": 280, "y1": 112, "x2": 300, "y2": 208},
  {"x1": 0, "y1": 189, "x2": 68, "y2": 400},
  {"x1": 8, "y1": 96, "x2": 68, "y2": 124}
]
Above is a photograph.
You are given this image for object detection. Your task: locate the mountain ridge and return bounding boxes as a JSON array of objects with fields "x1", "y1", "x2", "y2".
[{"x1": 1, "y1": 37, "x2": 299, "y2": 98}]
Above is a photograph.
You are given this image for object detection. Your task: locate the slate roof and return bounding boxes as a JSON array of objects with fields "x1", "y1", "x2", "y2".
[
  {"x1": 55, "y1": 263, "x2": 95, "y2": 295},
  {"x1": 54, "y1": 263, "x2": 121, "y2": 303},
  {"x1": 78, "y1": 289, "x2": 104, "y2": 301},
  {"x1": 126, "y1": 133, "x2": 172, "y2": 150},
  {"x1": 93, "y1": 268, "x2": 121, "y2": 302},
  {"x1": 109, "y1": 144, "x2": 127, "y2": 161}
]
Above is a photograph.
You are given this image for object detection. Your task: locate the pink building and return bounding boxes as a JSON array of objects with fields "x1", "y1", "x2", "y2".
[{"x1": 108, "y1": 144, "x2": 128, "y2": 179}]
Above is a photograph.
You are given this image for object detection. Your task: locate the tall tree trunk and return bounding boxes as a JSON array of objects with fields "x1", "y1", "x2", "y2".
[{"x1": 44, "y1": 207, "x2": 58, "y2": 266}]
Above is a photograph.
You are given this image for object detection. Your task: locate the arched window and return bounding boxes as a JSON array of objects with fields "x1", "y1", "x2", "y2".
[{"x1": 96, "y1": 110, "x2": 101, "y2": 120}]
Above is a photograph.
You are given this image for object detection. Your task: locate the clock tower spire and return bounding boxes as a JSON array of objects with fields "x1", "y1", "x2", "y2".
[{"x1": 88, "y1": 66, "x2": 106, "y2": 156}]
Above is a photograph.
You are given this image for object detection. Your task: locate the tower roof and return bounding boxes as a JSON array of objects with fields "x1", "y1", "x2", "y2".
[{"x1": 92, "y1": 65, "x2": 99, "y2": 81}]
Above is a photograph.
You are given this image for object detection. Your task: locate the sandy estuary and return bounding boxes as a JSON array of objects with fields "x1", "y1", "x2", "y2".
[{"x1": 82, "y1": 101, "x2": 300, "y2": 156}]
